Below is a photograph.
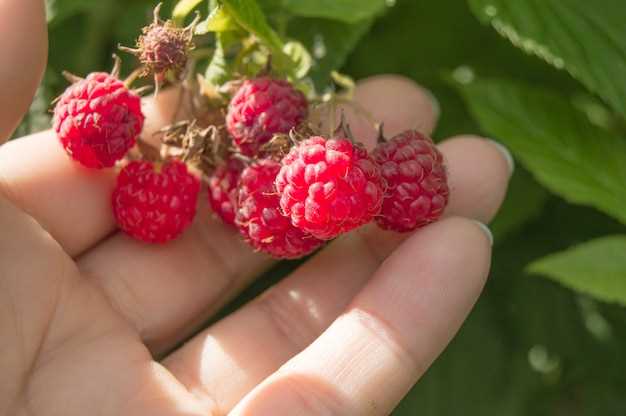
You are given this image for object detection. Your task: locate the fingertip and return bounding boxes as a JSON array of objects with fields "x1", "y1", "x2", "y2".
[
  {"x1": 471, "y1": 220, "x2": 494, "y2": 247},
  {"x1": 341, "y1": 74, "x2": 439, "y2": 149},
  {"x1": 486, "y1": 139, "x2": 515, "y2": 177},
  {"x1": 355, "y1": 75, "x2": 439, "y2": 122},
  {"x1": 363, "y1": 215, "x2": 493, "y2": 343},
  {"x1": 439, "y1": 135, "x2": 512, "y2": 223},
  {"x1": 400, "y1": 216, "x2": 492, "y2": 268}
]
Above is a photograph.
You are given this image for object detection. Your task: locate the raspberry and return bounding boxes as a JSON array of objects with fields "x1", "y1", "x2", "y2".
[
  {"x1": 226, "y1": 77, "x2": 308, "y2": 156},
  {"x1": 236, "y1": 159, "x2": 323, "y2": 259},
  {"x1": 53, "y1": 72, "x2": 144, "y2": 169},
  {"x1": 372, "y1": 130, "x2": 449, "y2": 232},
  {"x1": 112, "y1": 160, "x2": 200, "y2": 243},
  {"x1": 207, "y1": 158, "x2": 244, "y2": 226},
  {"x1": 121, "y1": 4, "x2": 195, "y2": 81},
  {"x1": 275, "y1": 137, "x2": 384, "y2": 240}
]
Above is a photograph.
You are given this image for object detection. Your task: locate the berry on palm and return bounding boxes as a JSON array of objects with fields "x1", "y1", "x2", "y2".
[{"x1": 112, "y1": 160, "x2": 200, "y2": 243}]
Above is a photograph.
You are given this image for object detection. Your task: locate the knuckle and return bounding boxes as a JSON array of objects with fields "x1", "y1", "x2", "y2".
[
  {"x1": 256, "y1": 286, "x2": 321, "y2": 352},
  {"x1": 349, "y1": 308, "x2": 426, "y2": 379}
]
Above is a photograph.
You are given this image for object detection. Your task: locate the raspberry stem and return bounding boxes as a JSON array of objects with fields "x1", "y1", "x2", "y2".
[
  {"x1": 61, "y1": 71, "x2": 83, "y2": 84},
  {"x1": 376, "y1": 123, "x2": 386, "y2": 144},
  {"x1": 153, "y1": 2, "x2": 164, "y2": 25},
  {"x1": 111, "y1": 54, "x2": 122, "y2": 79}
]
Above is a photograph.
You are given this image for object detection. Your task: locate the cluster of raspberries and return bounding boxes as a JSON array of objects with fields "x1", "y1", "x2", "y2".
[{"x1": 53, "y1": 68, "x2": 448, "y2": 259}]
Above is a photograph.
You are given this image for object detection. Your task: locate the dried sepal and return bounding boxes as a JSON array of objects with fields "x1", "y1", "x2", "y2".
[{"x1": 157, "y1": 119, "x2": 230, "y2": 174}]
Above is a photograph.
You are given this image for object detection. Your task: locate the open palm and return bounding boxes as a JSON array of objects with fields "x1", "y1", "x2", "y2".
[{"x1": 0, "y1": 2, "x2": 512, "y2": 415}]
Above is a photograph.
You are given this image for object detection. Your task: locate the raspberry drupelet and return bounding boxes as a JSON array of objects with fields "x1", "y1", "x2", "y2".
[{"x1": 207, "y1": 158, "x2": 244, "y2": 226}]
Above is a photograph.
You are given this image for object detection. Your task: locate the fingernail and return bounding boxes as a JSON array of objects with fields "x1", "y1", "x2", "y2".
[
  {"x1": 488, "y1": 139, "x2": 515, "y2": 176},
  {"x1": 473, "y1": 220, "x2": 493, "y2": 246}
]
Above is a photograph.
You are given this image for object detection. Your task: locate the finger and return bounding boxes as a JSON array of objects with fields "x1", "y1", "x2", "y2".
[
  {"x1": 230, "y1": 217, "x2": 492, "y2": 415},
  {"x1": 78, "y1": 75, "x2": 441, "y2": 356},
  {"x1": 0, "y1": 194, "x2": 75, "y2": 407},
  {"x1": 344, "y1": 74, "x2": 440, "y2": 149},
  {"x1": 0, "y1": 87, "x2": 187, "y2": 257},
  {"x1": 0, "y1": 0, "x2": 47, "y2": 143},
  {"x1": 78, "y1": 193, "x2": 272, "y2": 354},
  {"x1": 441, "y1": 137, "x2": 513, "y2": 223},
  {"x1": 0, "y1": 198, "x2": 210, "y2": 416},
  {"x1": 163, "y1": 134, "x2": 510, "y2": 413}
]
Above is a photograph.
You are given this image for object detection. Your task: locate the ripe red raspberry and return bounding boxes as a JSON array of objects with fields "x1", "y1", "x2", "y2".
[
  {"x1": 226, "y1": 77, "x2": 308, "y2": 156},
  {"x1": 275, "y1": 137, "x2": 384, "y2": 240},
  {"x1": 236, "y1": 159, "x2": 323, "y2": 259},
  {"x1": 372, "y1": 130, "x2": 449, "y2": 232},
  {"x1": 112, "y1": 160, "x2": 200, "y2": 243},
  {"x1": 207, "y1": 158, "x2": 244, "y2": 226},
  {"x1": 53, "y1": 72, "x2": 144, "y2": 169}
]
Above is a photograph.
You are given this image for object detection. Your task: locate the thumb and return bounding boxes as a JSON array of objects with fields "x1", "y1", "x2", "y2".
[{"x1": 0, "y1": 0, "x2": 48, "y2": 144}]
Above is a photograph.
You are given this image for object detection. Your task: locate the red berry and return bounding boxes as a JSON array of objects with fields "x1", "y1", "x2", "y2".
[
  {"x1": 53, "y1": 72, "x2": 144, "y2": 169},
  {"x1": 207, "y1": 158, "x2": 244, "y2": 226},
  {"x1": 112, "y1": 160, "x2": 200, "y2": 243},
  {"x1": 226, "y1": 77, "x2": 308, "y2": 156},
  {"x1": 372, "y1": 130, "x2": 449, "y2": 232},
  {"x1": 275, "y1": 137, "x2": 384, "y2": 240},
  {"x1": 236, "y1": 159, "x2": 323, "y2": 259}
]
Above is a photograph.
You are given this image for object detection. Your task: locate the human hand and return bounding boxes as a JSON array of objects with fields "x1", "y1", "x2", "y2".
[{"x1": 0, "y1": 2, "x2": 512, "y2": 415}]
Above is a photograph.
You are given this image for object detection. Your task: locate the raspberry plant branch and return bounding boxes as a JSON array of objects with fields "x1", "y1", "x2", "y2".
[{"x1": 49, "y1": 0, "x2": 450, "y2": 253}]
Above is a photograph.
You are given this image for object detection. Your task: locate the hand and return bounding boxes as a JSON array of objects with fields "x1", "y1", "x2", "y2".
[{"x1": 0, "y1": 2, "x2": 512, "y2": 415}]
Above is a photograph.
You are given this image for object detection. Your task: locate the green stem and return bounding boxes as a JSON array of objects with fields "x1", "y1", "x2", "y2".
[{"x1": 76, "y1": 2, "x2": 117, "y2": 74}]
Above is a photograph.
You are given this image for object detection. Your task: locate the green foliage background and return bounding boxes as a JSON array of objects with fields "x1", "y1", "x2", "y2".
[{"x1": 25, "y1": 0, "x2": 626, "y2": 413}]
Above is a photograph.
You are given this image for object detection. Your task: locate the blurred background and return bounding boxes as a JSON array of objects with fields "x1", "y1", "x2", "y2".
[{"x1": 23, "y1": 0, "x2": 626, "y2": 414}]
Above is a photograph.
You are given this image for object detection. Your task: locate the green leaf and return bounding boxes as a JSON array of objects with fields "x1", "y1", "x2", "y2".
[
  {"x1": 173, "y1": 0, "x2": 204, "y2": 23},
  {"x1": 46, "y1": 0, "x2": 91, "y2": 25},
  {"x1": 282, "y1": 0, "x2": 387, "y2": 23},
  {"x1": 528, "y1": 236, "x2": 626, "y2": 306},
  {"x1": 220, "y1": 0, "x2": 284, "y2": 55},
  {"x1": 457, "y1": 78, "x2": 626, "y2": 224},
  {"x1": 219, "y1": 0, "x2": 301, "y2": 76},
  {"x1": 205, "y1": 31, "x2": 239, "y2": 85},
  {"x1": 490, "y1": 168, "x2": 549, "y2": 243},
  {"x1": 468, "y1": 0, "x2": 626, "y2": 120},
  {"x1": 287, "y1": 17, "x2": 374, "y2": 89},
  {"x1": 396, "y1": 298, "x2": 538, "y2": 415},
  {"x1": 196, "y1": 4, "x2": 239, "y2": 33}
]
